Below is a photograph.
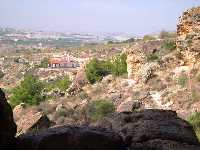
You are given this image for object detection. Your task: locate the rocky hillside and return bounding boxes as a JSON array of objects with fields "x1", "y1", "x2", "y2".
[
  {"x1": 1, "y1": 89, "x2": 200, "y2": 150},
  {"x1": 2, "y1": 6, "x2": 200, "y2": 150},
  {"x1": 123, "y1": 6, "x2": 200, "y2": 118},
  {"x1": 5, "y1": 6, "x2": 200, "y2": 136}
]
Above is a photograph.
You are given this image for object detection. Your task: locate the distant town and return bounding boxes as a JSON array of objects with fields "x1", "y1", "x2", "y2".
[{"x1": 0, "y1": 27, "x2": 136, "y2": 54}]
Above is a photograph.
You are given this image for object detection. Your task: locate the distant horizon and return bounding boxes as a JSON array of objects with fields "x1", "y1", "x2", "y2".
[
  {"x1": 0, "y1": 25, "x2": 176, "y2": 37},
  {"x1": 1, "y1": 0, "x2": 200, "y2": 36}
]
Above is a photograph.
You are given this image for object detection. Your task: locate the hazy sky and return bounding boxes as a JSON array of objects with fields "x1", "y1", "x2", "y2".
[{"x1": 0, "y1": 0, "x2": 200, "y2": 35}]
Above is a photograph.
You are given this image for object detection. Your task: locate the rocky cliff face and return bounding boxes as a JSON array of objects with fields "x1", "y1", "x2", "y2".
[
  {"x1": 127, "y1": 7, "x2": 200, "y2": 82},
  {"x1": 126, "y1": 43, "x2": 146, "y2": 80},
  {"x1": 177, "y1": 7, "x2": 200, "y2": 65},
  {"x1": 126, "y1": 41, "x2": 161, "y2": 84}
]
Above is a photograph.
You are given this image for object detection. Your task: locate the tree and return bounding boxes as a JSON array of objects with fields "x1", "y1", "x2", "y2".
[
  {"x1": 56, "y1": 76, "x2": 71, "y2": 91},
  {"x1": 161, "y1": 40, "x2": 176, "y2": 51},
  {"x1": 111, "y1": 53, "x2": 127, "y2": 76},
  {"x1": 146, "y1": 53, "x2": 160, "y2": 62},
  {"x1": 10, "y1": 74, "x2": 45, "y2": 106},
  {"x1": 85, "y1": 58, "x2": 112, "y2": 84},
  {"x1": 123, "y1": 38, "x2": 135, "y2": 43},
  {"x1": 39, "y1": 57, "x2": 49, "y2": 68},
  {"x1": 187, "y1": 112, "x2": 200, "y2": 140},
  {"x1": 85, "y1": 54, "x2": 128, "y2": 83},
  {"x1": 159, "y1": 30, "x2": 176, "y2": 39},
  {"x1": 107, "y1": 41, "x2": 114, "y2": 44},
  {"x1": 143, "y1": 35, "x2": 156, "y2": 41},
  {"x1": 45, "y1": 76, "x2": 71, "y2": 92}
]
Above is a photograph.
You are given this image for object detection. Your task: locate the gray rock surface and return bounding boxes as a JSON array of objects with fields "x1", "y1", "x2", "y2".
[
  {"x1": 16, "y1": 126, "x2": 126, "y2": 150},
  {"x1": 97, "y1": 109, "x2": 200, "y2": 150}
]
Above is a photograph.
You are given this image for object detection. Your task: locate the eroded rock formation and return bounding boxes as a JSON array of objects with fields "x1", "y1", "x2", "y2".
[
  {"x1": 126, "y1": 43, "x2": 146, "y2": 80},
  {"x1": 126, "y1": 41, "x2": 161, "y2": 83},
  {"x1": 177, "y1": 7, "x2": 200, "y2": 65}
]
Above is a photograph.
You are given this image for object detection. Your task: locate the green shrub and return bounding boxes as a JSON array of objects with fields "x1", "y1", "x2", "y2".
[
  {"x1": 123, "y1": 38, "x2": 135, "y2": 43},
  {"x1": 79, "y1": 91, "x2": 89, "y2": 100},
  {"x1": 85, "y1": 58, "x2": 112, "y2": 84},
  {"x1": 45, "y1": 76, "x2": 71, "y2": 92},
  {"x1": 192, "y1": 90, "x2": 200, "y2": 102},
  {"x1": 85, "y1": 54, "x2": 127, "y2": 84},
  {"x1": 159, "y1": 30, "x2": 176, "y2": 39},
  {"x1": 39, "y1": 57, "x2": 49, "y2": 68},
  {"x1": 0, "y1": 70, "x2": 4, "y2": 79},
  {"x1": 146, "y1": 53, "x2": 160, "y2": 62},
  {"x1": 111, "y1": 53, "x2": 127, "y2": 76},
  {"x1": 107, "y1": 41, "x2": 114, "y2": 44},
  {"x1": 86, "y1": 100, "x2": 115, "y2": 121},
  {"x1": 177, "y1": 74, "x2": 188, "y2": 87},
  {"x1": 143, "y1": 35, "x2": 156, "y2": 41},
  {"x1": 196, "y1": 74, "x2": 200, "y2": 82},
  {"x1": 55, "y1": 109, "x2": 66, "y2": 118},
  {"x1": 56, "y1": 108, "x2": 74, "y2": 118},
  {"x1": 10, "y1": 74, "x2": 45, "y2": 106},
  {"x1": 187, "y1": 112, "x2": 200, "y2": 141},
  {"x1": 161, "y1": 40, "x2": 176, "y2": 51}
]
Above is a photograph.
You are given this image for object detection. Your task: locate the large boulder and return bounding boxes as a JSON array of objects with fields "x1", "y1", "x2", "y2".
[
  {"x1": 126, "y1": 42, "x2": 160, "y2": 83},
  {"x1": 16, "y1": 110, "x2": 54, "y2": 135},
  {"x1": 0, "y1": 88, "x2": 17, "y2": 150},
  {"x1": 13, "y1": 103, "x2": 25, "y2": 121},
  {"x1": 16, "y1": 126, "x2": 126, "y2": 150},
  {"x1": 117, "y1": 98, "x2": 142, "y2": 113},
  {"x1": 97, "y1": 109, "x2": 200, "y2": 150},
  {"x1": 67, "y1": 66, "x2": 88, "y2": 95},
  {"x1": 129, "y1": 139, "x2": 200, "y2": 150}
]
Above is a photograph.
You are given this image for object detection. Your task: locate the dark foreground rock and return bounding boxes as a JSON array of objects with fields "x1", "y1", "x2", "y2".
[
  {"x1": 0, "y1": 89, "x2": 200, "y2": 150},
  {"x1": 15, "y1": 126, "x2": 126, "y2": 150},
  {"x1": 97, "y1": 109, "x2": 200, "y2": 150},
  {"x1": 0, "y1": 89, "x2": 17, "y2": 150},
  {"x1": 130, "y1": 139, "x2": 200, "y2": 150}
]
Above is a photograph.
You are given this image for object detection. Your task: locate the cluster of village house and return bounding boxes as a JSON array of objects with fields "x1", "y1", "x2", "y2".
[
  {"x1": 48, "y1": 53, "x2": 80, "y2": 68},
  {"x1": 0, "y1": 53, "x2": 81, "y2": 69}
]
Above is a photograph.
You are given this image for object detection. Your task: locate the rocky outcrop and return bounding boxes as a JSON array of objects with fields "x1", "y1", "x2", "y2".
[
  {"x1": 0, "y1": 88, "x2": 17, "y2": 150},
  {"x1": 1, "y1": 89, "x2": 200, "y2": 150},
  {"x1": 13, "y1": 103, "x2": 26, "y2": 121},
  {"x1": 130, "y1": 139, "x2": 200, "y2": 150},
  {"x1": 117, "y1": 98, "x2": 142, "y2": 112},
  {"x1": 16, "y1": 126, "x2": 126, "y2": 150},
  {"x1": 177, "y1": 7, "x2": 200, "y2": 65},
  {"x1": 126, "y1": 42, "x2": 160, "y2": 83},
  {"x1": 16, "y1": 111, "x2": 54, "y2": 135},
  {"x1": 126, "y1": 43, "x2": 146, "y2": 80},
  {"x1": 97, "y1": 109, "x2": 200, "y2": 150},
  {"x1": 67, "y1": 66, "x2": 88, "y2": 95}
]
